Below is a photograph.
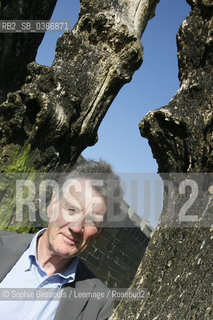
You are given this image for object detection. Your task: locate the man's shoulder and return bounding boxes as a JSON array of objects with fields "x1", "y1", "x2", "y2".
[
  {"x1": 66, "y1": 258, "x2": 114, "y2": 320},
  {"x1": 0, "y1": 230, "x2": 33, "y2": 250},
  {"x1": 0, "y1": 230, "x2": 34, "y2": 281}
]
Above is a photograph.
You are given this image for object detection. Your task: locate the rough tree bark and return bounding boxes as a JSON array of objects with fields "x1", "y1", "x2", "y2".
[
  {"x1": 0, "y1": 0, "x2": 159, "y2": 231},
  {"x1": 111, "y1": 0, "x2": 213, "y2": 319},
  {"x1": 0, "y1": 0, "x2": 58, "y2": 102}
]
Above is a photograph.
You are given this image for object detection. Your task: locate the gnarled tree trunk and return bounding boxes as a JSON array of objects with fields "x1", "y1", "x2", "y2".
[
  {"x1": 111, "y1": 0, "x2": 213, "y2": 319},
  {"x1": 0, "y1": 0, "x2": 159, "y2": 231}
]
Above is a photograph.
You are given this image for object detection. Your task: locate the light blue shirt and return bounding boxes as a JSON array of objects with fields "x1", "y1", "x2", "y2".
[{"x1": 0, "y1": 228, "x2": 79, "y2": 320}]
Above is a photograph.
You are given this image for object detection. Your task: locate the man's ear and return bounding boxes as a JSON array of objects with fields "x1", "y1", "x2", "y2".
[{"x1": 95, "y1": 228, "x2": 104, "y2": 240}]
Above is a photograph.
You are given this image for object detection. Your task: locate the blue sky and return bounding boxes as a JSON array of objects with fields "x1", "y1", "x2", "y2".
[
  {"x1": 36, "y1": 0, "x2": 190, "y2": 173},
  {"x1": 36, "y1": 0, "x2": 191, "y2": 226}
]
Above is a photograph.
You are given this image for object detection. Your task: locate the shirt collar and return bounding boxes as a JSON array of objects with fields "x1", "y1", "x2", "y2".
[
  {"x1": 24, "y1": 227, "x2": 46, "y2": 271},
  {"x1": 25, "y1": 228, "x2": 79, "y2": 282},
  {"x1": 28, "y1": 228, "x2": 46, "y2": 260}
]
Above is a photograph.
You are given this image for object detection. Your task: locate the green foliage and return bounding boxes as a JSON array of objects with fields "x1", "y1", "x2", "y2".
[{"x1": 4, "y1": 145, "x2": 34, "y2": 173}]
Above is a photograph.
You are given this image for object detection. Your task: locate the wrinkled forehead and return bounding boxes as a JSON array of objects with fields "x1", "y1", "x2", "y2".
[
  {"x1": 61, "y1": 178, "x2": 107, "y2": 213},
  {"x1": 62, "y1": 178, "x2": 98, "y2": 196}
]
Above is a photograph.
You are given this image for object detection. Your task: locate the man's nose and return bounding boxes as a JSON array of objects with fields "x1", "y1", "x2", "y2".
[{"x1": 68, "y1": 216, "x2": 85, "y2": 233}]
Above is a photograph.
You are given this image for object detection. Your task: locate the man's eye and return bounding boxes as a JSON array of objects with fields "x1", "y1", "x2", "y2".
[
  {"x1": 68, "y1": 208, "x2": 76, "y2": 214},
  {"x1": 85, "y1": 217, "x2": 99, "y2": 227},
  {"x1": 85, "y1": 219, "x2": 96, "y2": 227}
]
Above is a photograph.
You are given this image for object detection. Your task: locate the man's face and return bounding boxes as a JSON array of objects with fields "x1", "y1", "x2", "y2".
[{"x1": 46, "y1": 179, "x2": 107, "y2": 258}]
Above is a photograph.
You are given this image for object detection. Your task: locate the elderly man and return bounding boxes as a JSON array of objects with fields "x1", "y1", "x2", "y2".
[{"x1": 0, "y1": 160, "x2": 122, "y2": 320}]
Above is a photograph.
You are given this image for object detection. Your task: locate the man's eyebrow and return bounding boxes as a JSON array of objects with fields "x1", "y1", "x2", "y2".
[
  {"x1": 63, "y1": 199, "x2": 81, "y2": 211},
  {"x1": 85, "y1": 206, "x2": 105, "y2": 216},
  {"x1": 92, "y1": 212, "x2": 105, "y2": 216}
]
